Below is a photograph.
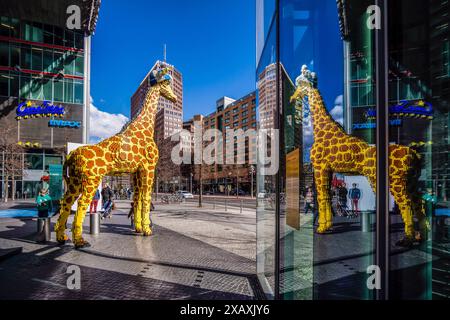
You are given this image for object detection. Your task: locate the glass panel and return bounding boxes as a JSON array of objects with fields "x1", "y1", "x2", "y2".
[
  {"x1": 30, "y1": 77, "x2": 43, "y2": 100},
  {"x1": 256, "y1": 14, "x2": 278, "y2": 299},
  {"x1": 53, "y1": 79, "x2": 63, "y2": 102},
  {"x1": 31, "y1": 48, "x2": 42, "y2": 71},
  {"x1": 64, "y1": 55, "x2": 75, "y2": 75},
  {"x1": 74, "y1": 55, "x2": 84, "y2": 76},
  {"x1": 0, "y1": 72, "x2": 9, "y2": 96},
  {"x1": 24, "y1": 154, "x2": 43, "y2": 170},
  {"x1": 11, "y1": 18, "x2": 20, "y2": 38},
  {"x1": 279, "y1": 0, "x2": 377, "y2": 300},
  {"x1": 0, "y1": 42, "x2": 8, "y2": 66},
  {"x1": 22, "y1": 22, "x2": 32, "y2": 41},
  {"x1": 388, "y1": 0, "x2": 450, "y2": 300},
  {"x1": 10, "y1": 74, "x2": 19, "y2": 97},
  {"x1": 64, "y1": 30, "x2": 74, "y2": 48},
  {"x1": 10, "y1": 45, "x2": 20, "y2": 67},
  {"x1": 42, "y1": 77, "x2": 52, "y2": 101},
  {"x1": 19, "y1": 75, "x2": 31, "y2": 99},
  {"x1": 53, "y1": 27, "x2": 64, "y2": 46},
  {"x1": 31, "y1": 22, "x2": 43, "y2": 43},
  {"x1": 64, "y1": 79, "x2": 74, "y2": 103},
  {"x1": 0, "y1": 16, "x2": 10, "y2": 36},
  {"x1": 43, "y1": 49, "x2": 53, "y2": 72},
  {"x1": 74, "y1": 80, "x2": 83, "y2": 104},
  {"x1": 43, "y1": 24, "x2": 53, "y2": 44},
  {"x1": 20, "y1": 46, "x2": 31, "y2": 69},
  {"x1": 74, "y1": 32, "x2": 84, "y2": 49}
]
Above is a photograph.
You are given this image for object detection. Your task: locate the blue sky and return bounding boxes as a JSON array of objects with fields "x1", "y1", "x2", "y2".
[{"x1": 90, "y1": 0, "x2": 256, "y2": 123}]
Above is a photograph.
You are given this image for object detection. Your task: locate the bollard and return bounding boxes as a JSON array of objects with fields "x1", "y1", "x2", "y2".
[
  {"x1": 37, "y1": 218, "x2": 51, "y2": 242},
  {"x1": 225, "y1": 199, "x2": 227, "y2": 212},
  {"x1": 240, "y1": 199, "x2": 243, "y2": 213},
  {"x1": 361, "y1": 211, "x2": 370, "y2": 232},
  {"x1": 90, "y1": 213, "x2": 100, "y2": 235},
  {"x1": 131, "y1": 215, "x2": 135, "y2": 229}
]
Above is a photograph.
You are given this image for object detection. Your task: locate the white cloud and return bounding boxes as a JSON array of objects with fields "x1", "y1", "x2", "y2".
[
  {"x1": 329, "y1": 94, "x2": 344, "y2": 126},
  {"x1": 89, "y1": 97, "x2": 129, "y2": 144},
  {"x1": 303, "y1": 94, "x2": 344, "y2": 148}
]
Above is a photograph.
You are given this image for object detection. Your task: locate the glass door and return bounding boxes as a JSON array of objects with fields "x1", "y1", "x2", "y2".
[
  {"x1": 278, "y1": 0, "x2": 378, "y2": 300},
  {"x1": 387, "y1": 0, "x2": 450, "y2": 299}
]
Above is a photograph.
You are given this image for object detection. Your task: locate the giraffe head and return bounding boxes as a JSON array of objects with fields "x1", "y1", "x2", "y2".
[
  {"x1": 290, "y1": 65, "x2": 317, "y2": 104},
  {"x1": 149, "y1": 65, "x2": 178, "y2": 103}
]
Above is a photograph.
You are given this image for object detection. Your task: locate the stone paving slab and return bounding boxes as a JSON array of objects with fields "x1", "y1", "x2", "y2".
[{"x1": 0, "y1": 201, "x2": 258, "y2": 300}]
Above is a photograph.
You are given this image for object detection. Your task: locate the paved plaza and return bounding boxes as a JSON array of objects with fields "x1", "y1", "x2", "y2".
[{"x1": 0, "y1": 200, "x2": 261, "y2": 300}]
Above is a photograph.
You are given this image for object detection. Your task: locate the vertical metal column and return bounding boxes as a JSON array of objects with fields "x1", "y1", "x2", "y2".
[
  {"x1": 375, "y1": 0, "x2": 390, "y2": 301},
  {"x1": 83, "y1": 35, "x2": 91, "y2": 144}
]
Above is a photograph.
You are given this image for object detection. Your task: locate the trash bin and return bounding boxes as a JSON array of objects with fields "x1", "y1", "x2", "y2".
[
  {"x1": 90, "y1": 213, "x2": 100, "y2": 235},
  {"x1": 37, "y1": 218, "x2": 51, "y2": 242},
  {"x1": 361, "y1": 211, "x2": 370, "y2": 232}
]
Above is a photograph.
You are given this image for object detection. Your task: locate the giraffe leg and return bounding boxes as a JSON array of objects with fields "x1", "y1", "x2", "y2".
[
  {"x1": 55, "y1": 177, "x2": 81, "y2": 244},
  {"x1": 314, "y1": 168, "x2": 333, "y2": 233},
  {"x1": 139, "y1": 168, "x2": 155, "y2": 236},
  {"x1": 132, "y1": 173, "x2": 143, "y2": 234},
  {"x1": 390, "y1": 178, "x2": 415, "y2": 246},
  {"x1": 72, "y1": 177, "x2": 101, "y2": 248}
]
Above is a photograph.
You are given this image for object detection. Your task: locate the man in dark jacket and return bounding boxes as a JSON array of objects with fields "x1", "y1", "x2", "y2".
[{"x1": 101, "y1": 184, "x2": 114, "y2": 219}]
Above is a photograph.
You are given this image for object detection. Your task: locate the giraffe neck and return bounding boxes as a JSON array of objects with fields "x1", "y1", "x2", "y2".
[
  {"x1": 308, "y1": 88, "x2": 344, "y2": 137},
  {"x1": 127, "y1": 85, "x2": 159, "y2": 137}
]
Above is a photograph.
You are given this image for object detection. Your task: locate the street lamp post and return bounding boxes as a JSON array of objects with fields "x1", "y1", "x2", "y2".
[
  {"x1": 190, "y1": 172, "x2": 193, "y2": 194},
  {"x1": 198, "y1": 164, "x2": 203, "y2": 207},
  {"x1": 227, "y1": 172, "x2": 231, "y2": 197}
]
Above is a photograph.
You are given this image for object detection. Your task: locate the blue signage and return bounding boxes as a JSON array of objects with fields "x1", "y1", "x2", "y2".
[
  {"x1": 48, "y1": 119, "x2": 81, "y2": 128},
  {"x1": 366, "y1": 100, "x2": 433, "y2": 120},
  {"x1": 16, "y1": 100, "x2": 65, "y2": 120},
  {"x1": 353, "y1": 119, "x2": 402, "y2": 130}
]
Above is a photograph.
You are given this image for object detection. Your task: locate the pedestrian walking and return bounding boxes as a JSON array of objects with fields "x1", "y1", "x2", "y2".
[
  {"x1": 36, "y1": 185, "x2": 52, "y2": 218},
  {"x1": 89, "y1": 189, "x2": 101, "y2": 214},
  {"x1": 101, "y1": 183, "x2": 114, "y2": 219}
]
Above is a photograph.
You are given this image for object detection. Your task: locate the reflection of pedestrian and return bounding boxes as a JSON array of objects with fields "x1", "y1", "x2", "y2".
[
  {"x1": 304, "y1": 187, "x2": 314, "y2": 215},
  {"x1": 338, "y1": 183, "x2": 348, "y2": 215},
  {"x1": 349, "y1": 183, "x2": 361, "y2": 214},
  {"x1": 90, "y1": 189, "x2": 100, "y2": 214}
]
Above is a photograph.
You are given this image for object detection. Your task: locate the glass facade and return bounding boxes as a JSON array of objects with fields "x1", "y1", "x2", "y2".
[
  {"x1": 0, "y1": 15, "x2": 87, "y2": 201},
  {"x1": 256, "y1": 0, "x2": 450, "y2": 300},
  {"x1": 0, "y1": 16, "x2": 85, "y2": 104}
]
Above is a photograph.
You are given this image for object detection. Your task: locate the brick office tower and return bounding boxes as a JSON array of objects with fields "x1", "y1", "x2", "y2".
[
  {"x1": 131, "y1": 60, "x2": 183, "y2": 146},
  {"x1": 202, "y1": 92, "x2": 257, "y2": 195}
]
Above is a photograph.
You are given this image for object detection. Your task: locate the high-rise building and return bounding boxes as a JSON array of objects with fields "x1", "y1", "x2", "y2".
[
  {"x1": 130, "y1": 60, "x2": 183, "y2": 146},
  {"x1": 0, "y1": 0, "x2": 100, "y2": 200},
  {"x1": 257, "y1": 63, "x2": 277, "y2": 130}
]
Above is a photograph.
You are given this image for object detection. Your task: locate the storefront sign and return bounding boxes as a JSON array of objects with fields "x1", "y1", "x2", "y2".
[
  {"x1": 48, "y1": 119, "x2": 81, "y2": 128},
  {"x1": 16, "y1": 100, "x2": 65, "y2": 120},
  {"x1": 353, "y1": 119, "x2": 402, "y2": 130},
  {"x1": 366, "y1": 100, "x2": 433, "y2": 119}
]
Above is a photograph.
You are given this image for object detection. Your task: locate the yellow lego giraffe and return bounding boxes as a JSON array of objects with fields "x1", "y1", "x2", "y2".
[
  {"x1": 290, "y1": 66, "x2": 427, "y2": 246},
  {"x1": 54, "y1": 64, "x2": 177, "y2": 248}
]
